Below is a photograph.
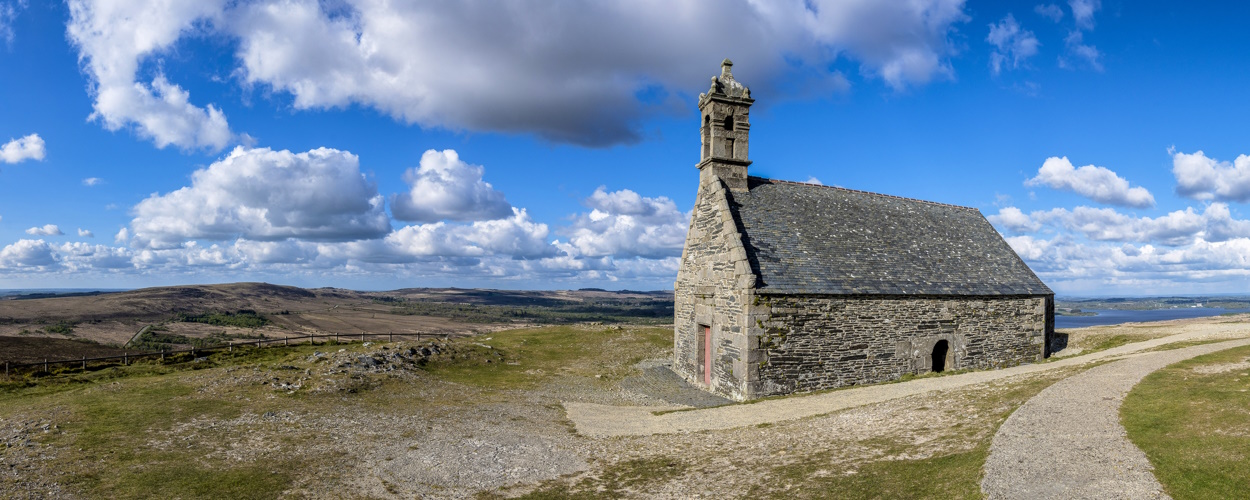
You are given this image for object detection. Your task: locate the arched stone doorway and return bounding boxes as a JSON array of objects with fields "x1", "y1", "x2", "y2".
[{"x1": 932, "y1": 339, "x2": 949, "y2": 373}]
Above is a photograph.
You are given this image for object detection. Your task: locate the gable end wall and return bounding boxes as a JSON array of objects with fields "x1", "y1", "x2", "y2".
[{"x1": 674, "y1": 176, "x2": 756, "y2": 400}]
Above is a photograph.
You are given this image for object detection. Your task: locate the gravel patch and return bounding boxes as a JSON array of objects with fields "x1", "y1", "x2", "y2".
[
  {"x1": 0, "y1": 412, "x2": 74, "y2": 499},
  {"x1": 981, "y1": 337, "x2": 1250, "y2": 500},
  {"x1": 618, "y1": 359, "x2": 732, "y2": 408},
  {"x1": 1190, "y1": 356, "x2": 1250, "y2": 375}
]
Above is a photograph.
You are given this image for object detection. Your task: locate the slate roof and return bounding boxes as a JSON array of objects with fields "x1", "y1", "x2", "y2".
[{"x1": 732, "y1": 177, "x2": 1051, "y2": 296}]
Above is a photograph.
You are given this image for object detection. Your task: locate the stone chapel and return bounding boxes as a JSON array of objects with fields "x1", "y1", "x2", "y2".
[{"x1": 674, "y1": 59, "x2": 1054, "y2": 401}]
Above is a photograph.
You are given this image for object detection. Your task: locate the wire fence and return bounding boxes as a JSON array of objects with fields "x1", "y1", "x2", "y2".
[{"x1": 3, "y1": 331, "x2": 452, "y2": 378}]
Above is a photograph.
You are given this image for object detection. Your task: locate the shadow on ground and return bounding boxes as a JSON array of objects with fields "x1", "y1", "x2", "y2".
[{"x1": 619, "y1": 359, "x2": 733, "y2": 408}]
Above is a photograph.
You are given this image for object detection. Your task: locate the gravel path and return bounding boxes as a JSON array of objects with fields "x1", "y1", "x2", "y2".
[
  {"x1": 566, "y1": 327, "x2": 1250, "y2": 438},
  {"x1": 981, "y1": 337, "x2": 1250, "y2": 499}
]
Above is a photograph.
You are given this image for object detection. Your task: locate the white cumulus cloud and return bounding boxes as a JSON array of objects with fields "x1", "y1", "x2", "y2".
[
  {"x1": 128, "y1": 146, "x2": 390, "y2": 247},
  {"x1": 25, "y1": 224, "x2": 63, "y2": 236},
  {"x1": 994, "y1": 203, "x2": 1250, "y2": 247},
  {"x1": 987, "y1": 14, "x2": 1040, "y2": 75},
  {"x1": 557, "y1": 187, "x2": 690, "y2": 259},
  {"x1": 66, "y1": 0, "x2": 233, "y2": 150},
  {"x1": 78, "y1": 228, "x2": 95, "y2": 238},
  {"x1": 988, "y1": 206, "x2": 1040, "y2": 233},
  {"x1": 82, "y1": 177, "x2": 102, "y2": 186},
  {"x1": 1171, "y1": 150, "x2": 1250, "y2": 202},
  {"x1": 56, "y1": 242, "x2": 133, "y2": 270},
  {"x1": 391, "y1": 150, "x2": 512, "y2": 223},
  {"x1": 1003, "y1": 231, "x2": 1250, "y2": 295},
  {"x1": 1, "y1": 133, "x2": 45, "y2": 163},
  {"x1": 384, "y1": 208, "x2": 554, "y2": 261},
  {"x1": 0, "y1": 239, "x2": 58, "y2": 268},
  {"x1": 1026, "y1": 156, "x2": 1154, "y2": 208}
]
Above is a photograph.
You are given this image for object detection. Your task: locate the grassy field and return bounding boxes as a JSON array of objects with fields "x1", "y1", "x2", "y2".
[
  {"x1": 1, "y1": 345, "x2": 321, "y2": 497},
  {"x1": 0, "y1": 325, "x2": 674, "y2": 498},
  {"x1": 12, "y1": 314, "x2": 1244, "y2": 498},
  {"x1": 0, "y1": 322, "x2": 1111, "y2": 499},
  {"x1": 1122, "y1": 344, "x2": 1250, "y2": 499}
]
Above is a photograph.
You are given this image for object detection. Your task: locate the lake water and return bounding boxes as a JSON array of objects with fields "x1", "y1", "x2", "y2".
[{"x1": 1055, "y1": 307, "x2": 1250, "y2": 329}]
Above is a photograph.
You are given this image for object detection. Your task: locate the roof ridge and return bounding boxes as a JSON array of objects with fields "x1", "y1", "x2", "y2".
[{"x1": 749, "y1": 176, "x2": 977, "y2": 211}]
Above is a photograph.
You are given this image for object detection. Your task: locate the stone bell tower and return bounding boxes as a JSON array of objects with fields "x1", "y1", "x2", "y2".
[{"x1": 697, "y1": 59, "x2": 753, "y2": 191}]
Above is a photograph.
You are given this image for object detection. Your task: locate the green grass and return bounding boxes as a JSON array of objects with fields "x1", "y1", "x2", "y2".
[
  {"x1": 0, "y1": 341, "x2": 338, "y2": 399},
  {"x1": 0, "y1": 326, "x2": 677, "y2": 498},
  {"x1": 1084, "y1": 334, "x2": 1138, "y2": 352},
  {"x1": 1052, "y1": 332, "x2": 1170, "y2": 359},
  {"x1": 0, "y1": 339, "x2": 409, "y2": 497},
  {"x1": 174, "y1": 310, "x2": 270, "y2": 328},
  {"x1": 1122, "y1": 344, "x2": 1250, "y2": 499},
  {"x1": 1, "y1": 360, "x2": 311, "y2": 497},
  {"x1": 42, "y1": 320, "x2": 78, "y2": 334},
  {"x1": 422, "y1": 326, "x2": 671, "y2": 390},
  {"x1": 1143, "y1": 339, "x2": 1229, "y2": 352},
  {"x1": 745, "y1": 447, "x2": 988, "y2": 500},
  {"x1": 53, "y1": 378, "x2": 251, "y2": 494},
  {"x1": 128, "y1": 328, "x2": 267, "y2": 351},
  {"x1": 503, "y1": 457, "x2": 689, "y2": 499}
]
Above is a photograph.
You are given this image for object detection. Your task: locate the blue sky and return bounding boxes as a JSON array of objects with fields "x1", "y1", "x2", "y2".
[{"x1": 1, "y1": 0, "x2": 1249, "y2": 295}]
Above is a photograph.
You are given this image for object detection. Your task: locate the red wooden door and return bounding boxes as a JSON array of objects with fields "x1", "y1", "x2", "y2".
[{"x1": 702, "y1": 325, "x2": 712, "y2": 385}]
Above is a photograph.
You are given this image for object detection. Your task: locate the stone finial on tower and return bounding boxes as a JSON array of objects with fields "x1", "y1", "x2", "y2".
[{"x1": 697, "y1": 59, "x2": 754, "y2": 191}]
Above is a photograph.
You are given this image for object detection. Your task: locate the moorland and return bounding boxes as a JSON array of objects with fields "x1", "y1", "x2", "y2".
[
  {"x1": 1, "y1": 284, "x2": 1248, "y2": 498},
  {"x1": 0, "y1": 282, "x2": 672, "y2": 364}
]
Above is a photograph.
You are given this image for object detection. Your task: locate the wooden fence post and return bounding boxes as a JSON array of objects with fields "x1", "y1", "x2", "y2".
[
  {"x1": 361, "y1": 332, "x2": 366, "y2": 343},
  {"x1": 389, "y1": 331, "x2": 393, "y2": 342},
  {"x1": 82, "y1": 356, "x2": 86, "y2": 370},
  {"x1": 5, "y1": 361, "x2": 8, "y2": 376},
  {"x1": 44, "y1": 358, "x2": 49, "y2": 372},
  {"x1": 123, "y1": 352, "x2": 127, "y2": 366}
]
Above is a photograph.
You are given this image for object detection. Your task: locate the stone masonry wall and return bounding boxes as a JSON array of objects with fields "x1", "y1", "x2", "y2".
[
  {"x1": 750, "y1": 294, "x2": 1049, "y2": 397},
  {"x1": 673, "y1": 176, "x2": 756, "y2": 400}
]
